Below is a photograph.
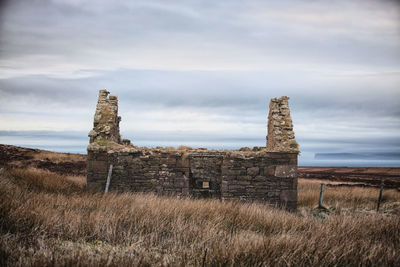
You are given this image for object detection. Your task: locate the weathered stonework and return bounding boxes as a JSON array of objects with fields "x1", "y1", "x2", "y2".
[
  {"x1": 87, "y1": 91, "x2": 299, "y2": 211},
  {"x1": 266, "y1": 96, "x2": 299, "y2": 153},
  {"x1": 88, "y1": 89, "x2": 127, "y2": 145}
]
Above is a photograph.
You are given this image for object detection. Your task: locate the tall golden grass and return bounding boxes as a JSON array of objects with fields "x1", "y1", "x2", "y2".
[
  {"x1": 298, "y1": 178, "x2": 400, "y2": 212},
  {"x1": 0, "y1": 168, "x2": 399, "y2": 266}
]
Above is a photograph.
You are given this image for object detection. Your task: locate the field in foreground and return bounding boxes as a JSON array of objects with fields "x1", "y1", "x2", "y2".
[{"x1": 0, "y1": 167, "x2": 399, "y2": 266}]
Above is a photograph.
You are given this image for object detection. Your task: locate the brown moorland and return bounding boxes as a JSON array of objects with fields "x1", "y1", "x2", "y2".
[
  {"x1": 0, "y1": 144, "x2": 399, "y2": 266},
  {"x1": 0, "y1": 144, "x2": 86, "y2": 176},
  {"x1": 299, "y1": 166, "x2": 400, "y2": 190}
]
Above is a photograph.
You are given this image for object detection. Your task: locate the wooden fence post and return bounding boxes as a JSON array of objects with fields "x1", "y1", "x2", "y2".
[
  {"x1": 105, "y1": 164, "x2": 113, "y2": 194},
  {"x1": 201, "y1": 248, "x2": 208, "y2": 267},
  {"x1": 318, "y1": 183, "x2": 325, "y2": 209},
  {"x1": 376, "y1": 180, "x2": 384, "y2": 212}
]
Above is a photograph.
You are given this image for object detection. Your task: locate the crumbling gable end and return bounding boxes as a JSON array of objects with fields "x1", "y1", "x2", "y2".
[
  {"x1": 88, "y1": 89, "x2": 124, "y2": 145},
  {"x1": 266, "y1": 96, "x2": 299, "y2": 153}
]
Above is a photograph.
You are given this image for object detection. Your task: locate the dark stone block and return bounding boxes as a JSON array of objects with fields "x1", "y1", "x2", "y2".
[{"x1": 275, "y1": 165, "x2": 297, "y2": 178}]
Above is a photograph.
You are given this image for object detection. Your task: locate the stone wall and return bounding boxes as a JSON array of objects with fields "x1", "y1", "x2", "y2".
[
  {"x1": 87, "y1": 146, "x2": 298, "y2": 210},
  {"x1": 221, "y1": 152, "x2": 297, "y2": 209},
  {"x1": 87, "y1": 90, "x2": 299, "y2": 211},
  {"x1": 188, "y1": 151, "x2": 225, "y2": 198}
]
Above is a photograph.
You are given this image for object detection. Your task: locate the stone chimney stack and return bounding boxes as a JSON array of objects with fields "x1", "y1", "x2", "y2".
[
  {"x1": 88, "y1": 89, "x2": 122, "y2": 144},
  {"x1": 266, "y1": 96, "x2": 299, "y2": 153}
]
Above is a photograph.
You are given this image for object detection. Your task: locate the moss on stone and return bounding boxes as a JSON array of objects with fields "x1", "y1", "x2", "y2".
[
  {"x1": 98, "y1": 106, "x2": 113, "y2": 126},
  {"x1": 95, "y1": 139, "x2": 109, "y2": 146}
]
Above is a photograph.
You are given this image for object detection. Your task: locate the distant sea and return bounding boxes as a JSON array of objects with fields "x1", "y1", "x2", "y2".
[{"x1": 309, "y1": 153, "x2": 400, "y2": 167}]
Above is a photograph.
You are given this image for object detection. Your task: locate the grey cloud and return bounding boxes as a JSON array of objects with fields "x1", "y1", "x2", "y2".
[
  {"x1": 0, "y1": 74, "x2": 97, "y2": 107},
  {"x1": 1, "y1": 0, "x2": 399, "y2": 69},
  {"x1": 298, "y1": 136, "x2": 400, "y2": 150},
  {"x1": 1, "y1": 68, "x2": 400, "y2": 119}
]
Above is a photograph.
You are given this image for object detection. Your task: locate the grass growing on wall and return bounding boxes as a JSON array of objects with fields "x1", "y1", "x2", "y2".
[{"x1": 0, "y1": 168, "x2": 399, "y2": 266}]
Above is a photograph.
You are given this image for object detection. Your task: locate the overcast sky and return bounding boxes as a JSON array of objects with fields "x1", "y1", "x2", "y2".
[{"x1": 1, "y1": 0, "x2": 399, "y2": 166}]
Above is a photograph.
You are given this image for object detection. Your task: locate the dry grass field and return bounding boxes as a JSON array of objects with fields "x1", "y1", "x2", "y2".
[{"x1": 0, "y1": 167, "x2": 399, "y2": 266}]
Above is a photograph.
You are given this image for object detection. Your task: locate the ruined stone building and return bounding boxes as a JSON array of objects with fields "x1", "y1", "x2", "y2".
[{"x1": 87, "y1": 90, "x2": 299, "y2": 210}]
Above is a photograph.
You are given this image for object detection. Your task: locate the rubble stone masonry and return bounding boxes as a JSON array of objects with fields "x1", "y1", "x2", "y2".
[
  {"x1": 88, "y1": 90, "x2": 122, "y2": 144},
  {"x1": 87, "y1": 90, "x2": 299, "y2": 211},
  {"x1": 266, "y1": 96, "x2": 299, "y2": 153}
]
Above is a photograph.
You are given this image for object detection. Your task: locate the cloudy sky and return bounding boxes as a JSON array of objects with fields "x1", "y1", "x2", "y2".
[{"x1": 0, "y1": 0, "x2": 399, "y2": 166}]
